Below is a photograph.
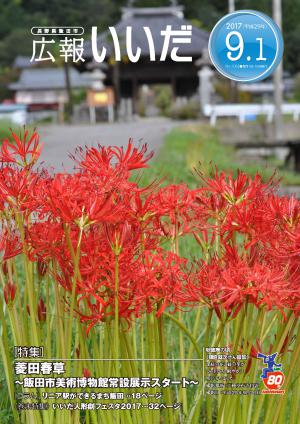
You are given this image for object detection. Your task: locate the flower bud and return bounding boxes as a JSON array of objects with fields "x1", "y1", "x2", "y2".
[
  {"x1": 3, "y1": 281, "x2": 16, "y2": 305},
  {"x1": 37, "y1": 298, "x2": 46, "y2": 323},
  {"x1": 2, "y1": 261, "x2": 8, "y2": 276},
  {"x1": 83, "y1": 368, "x2": 91, "y2": 378},
  {"x1": 37, "y1": 259, "x2": 48, "y2": 277}
]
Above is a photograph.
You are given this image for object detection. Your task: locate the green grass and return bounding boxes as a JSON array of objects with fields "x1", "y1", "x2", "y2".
[{"x1": 140, "y1": 123, "x2": 300, "y2": 187}]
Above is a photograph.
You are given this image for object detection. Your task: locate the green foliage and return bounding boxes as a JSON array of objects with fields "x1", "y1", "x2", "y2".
[
  {"x1": 214, "y1": 78, "x2": 253, "y2": 103},
  {"x1": 154, "y1": 85, "x2": 172, "y2": 116},
  {"x1": 140, "y1": 124, "x2": 300, "y2": 187},
  {"x1": 0, "y1": 29, "x2": 32, "y2": 67},
  {"x1": 72, "y1": 88, "x2": 87, "y2": 105},
  {"x1": 0, "y1": 120, "x2": 25, "y2": 141},
  {"x1": 0, "y1": 67, "x2": 19, "y2": 100},
  {"x1": 169, "y1": 100, "x2": 199, "y2": 120},
  {"x1": 137, "y1": 97, "x2": 146, "y2": 117}
]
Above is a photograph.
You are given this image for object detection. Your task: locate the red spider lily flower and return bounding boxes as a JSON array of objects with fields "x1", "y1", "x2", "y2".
[
  {"x1": 193, "y1": 229, "x2": 215, "y2": 259},
  {"x1": 135, "y1": 249, "x2": 192, "y2": 316},
  {"x1": 253, "y1": 195, "x2": 300, "y2": 259},
  {"x1": 219, "y1": 200, "x2": 260, "y2": 244},
  {"x1": 37, "y1": 298, "x2": 46, "y2": 322},
  {"x1": 154, "y1": 184, "x2": 195, "y2": 220},
  {"x1": 151, "y1": 184, "x2": 197, "y2": 240},
  {"x1": 83, "y1": 368, "x2": 91, "y2": 378},
  {"x1": 44, "y1": 173, "x2": 118, "y2": 225},
  {"x1": 0, "y1": 128, "x2": 42, "y2": 168},
  {"x1": 194, "y1": 187, "x2": 228, "y2": 217},
  {"x1": 104, "y1": 221, "x2": 133, "y2": 254},
  {"x1": 0, "y1": 230, "x2": 22, "y2": 261},
  {"x1": 112, "y1": 139, "x2": 154, "y2": 170},
  {"x1": 0, "y1": 166, "x2": 40, "y2": 212},
  {"x1": 26, "y1": 221, "x2": 65, "y2": 262},
  {"x1": 53, "y1": 225, "x2": 146, "y2": 332},
  {"x1": 2, "y1": 128, "x2": 298, "y2": 341},
  {"x1": 196, "y1": 167, "x2": 277, "y2": 205},
  {"x1": 195, "y1": 246, "x2": 294, "y2": 313},
  {"x1": 79, "y1": 301, "x2": 108, "y2": 335},
  {"x1": 266, "y1": 195, "x2": 300, "y2": 228},
  {"x1": 3, "y1": 281, "x2": 16, "y2": 305},
  {"x1": 74, "y1": 139, "x2": 153, "y2": 177},
  {"x1": 128, "y1": 189, "x2": 158, "y2": 225}
]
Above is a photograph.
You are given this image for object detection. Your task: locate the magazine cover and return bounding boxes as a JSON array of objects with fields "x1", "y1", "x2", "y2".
[{"x1": 0, "y1": 1, "x2": 299, "y2": 423}]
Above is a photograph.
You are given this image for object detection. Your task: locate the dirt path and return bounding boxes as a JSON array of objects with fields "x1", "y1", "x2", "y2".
[{"x1": 38, "y1": 118, "x2": 178, "y2": 171}]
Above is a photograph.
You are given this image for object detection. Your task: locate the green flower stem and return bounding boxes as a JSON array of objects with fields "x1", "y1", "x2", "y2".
[
  {"x1": 178, "y1": 310, "x2": 188, "y2": 416},
  {"x1": 158, "y1": 313, "x2": 174, "y2": 424},
  {"x1": 63, "y1": 226, "x2": 83, "y2": 424},
  {"x1": 97, "y1": 326, "x2": 104, "y2": 376},
  {"x1": 45, "y1": 272, "x2": 51, "y2": 358},
  {"x1": 114, "y1": 253, "x2": 120, "y2": 365},
  {"x1": 164, "y1": 312, "x2": 203, "y2": 360},
  {"x1": 96, "y1": 328, "x2": 104, "y2": 377},
  {"x1": 186, "y1": 383, "x2": 203, "y2": 424},
  {"x1": 139, "y1": 316, "x2": 151, "y2": 424},
  {"x1": 14, "y1": 214, "x2": 43, "y2": 424},
  {"x1": 15, "y1": 211, "x2": 39, "y2": 347},
  {"x1": 105, "y1": 324, "x2": 113, "y2": 377},
  {"x1": 211, "y1": 317, "x2": 228, "y2": 347},
  {"x1": 120, "y1": 327, "x2": 142, "y2": 424},
  {"x1": 0, "y1": 296, "x2": 20, "y2": 423},
  {"x1": 216, "y1": 305, "x2": 246, "y2": 424},
  {"x1": 140, "y1": 316, "x2": 146, "y2": 375},
  {"x1": 251, "y1": 310, "x2": 295, "y2": 424},
  {"x1": 146, "y1": 311, "x2": 156, "y2": 424},
  {"x1": 53, "y1": 261, "x2": 66, "y2": 358},
  {"x1": 229, "y1": 303, "x2": 254, "y2": 423},
  {"x1": 276, "y1": 353, "x2": 295, "y2": 423},
  {"x1": 289, "y1": 327, "x2": 300, "y2": 424},
  {"x1": 64, "y1": 225, "x2": 83, "y2": 364},
  {"x1": 114, "y1": 252, "x2": 120, "y2": 424},
  {"x1": 204, "y1": 309, "x2": 214, "y2": 424},
  {"x1": 262, "y1": 311, "x2": 296, "y2": 424},
  {"x1": 184, "y1": 306, "x2": 203, "y2": 376},
  {"x1": 132, "y1": 319, "x2": 137, "y2": 358},
  {"x1": 241, "y1": 307, "x2": 262, "y2": 423},
  {"x1": 171, "y1": 214, "x2": 187, "y2": 417},
  {"x1": 73, "y1": 319, "x2": 81, "y2": 424},
  {"x1": 120, "y1": 324, "x2": 139, "y2": 375},
  {"x1": 246, "y1": 309, "x2": 266, "y2": 424}
]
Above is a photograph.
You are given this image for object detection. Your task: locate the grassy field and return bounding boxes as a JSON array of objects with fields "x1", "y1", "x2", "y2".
[{"x1": 140, "y1": 123, "x2": 300, "y2": 188}]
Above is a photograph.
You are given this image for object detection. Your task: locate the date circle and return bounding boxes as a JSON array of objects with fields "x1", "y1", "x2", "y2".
[{"x1": 208, "y1": 10, "x2": 284, "y2": 82}]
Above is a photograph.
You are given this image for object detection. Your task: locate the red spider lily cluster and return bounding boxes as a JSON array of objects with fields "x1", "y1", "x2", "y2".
[{"x1": 0, "y1": 128, "x2": 299, "y2": 333}]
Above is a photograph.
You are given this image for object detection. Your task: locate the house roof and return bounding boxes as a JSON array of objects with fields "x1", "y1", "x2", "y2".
[
  {"x1": 13, "y1": 56, "x2": 35, "y2": 69},
  {"x1": 9, "y1": 68, "x2": 92, "y2": 91},
  {"x1": 83, "y1": 6, "x2": 209, "y2": 60}
]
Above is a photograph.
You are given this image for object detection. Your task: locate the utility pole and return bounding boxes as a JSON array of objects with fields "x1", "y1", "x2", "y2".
[
  {"x1": 273, "y1": 0, "x2": 284, "y2": 141},
  {"x1": 229, "y1": 0, "x2": 235, "y2": 14},
  {"x1": 229, "y1": 1, "x2": 236, "y2": 102}
]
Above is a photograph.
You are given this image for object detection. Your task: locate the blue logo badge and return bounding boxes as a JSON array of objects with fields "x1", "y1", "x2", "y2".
[
  {"x1": 257, "y1": 352, "x2": 282, "y2": 378},
  {"x1": 208, "y1": 10, "x2": 284, "y2": 82}
]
